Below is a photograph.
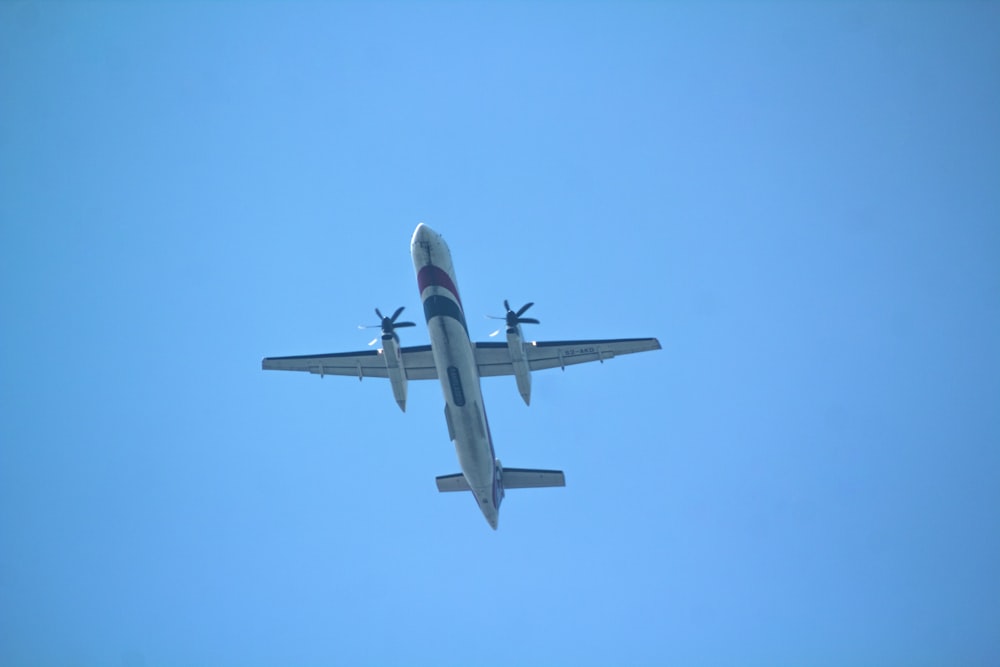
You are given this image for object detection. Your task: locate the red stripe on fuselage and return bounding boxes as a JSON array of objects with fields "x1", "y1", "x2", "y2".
[{"x1": 417, "y1": 265, "x2": 463, "y2": 308}]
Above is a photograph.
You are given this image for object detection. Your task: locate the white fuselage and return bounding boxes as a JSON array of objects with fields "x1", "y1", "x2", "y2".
[{"x1": 411, "y1": 223, "x2": 501, "y2": 529}]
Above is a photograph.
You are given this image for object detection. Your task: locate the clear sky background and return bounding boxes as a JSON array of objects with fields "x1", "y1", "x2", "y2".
[{"x1": 2, "y1": 2, "x2": 998, "y2": 666}]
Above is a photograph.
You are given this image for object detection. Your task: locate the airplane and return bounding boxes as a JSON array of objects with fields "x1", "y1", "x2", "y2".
[{"x1": 262, "y1": 223, "x2": 661, "y2": 529}]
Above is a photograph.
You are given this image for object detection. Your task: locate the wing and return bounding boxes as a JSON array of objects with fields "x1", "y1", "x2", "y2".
[
  {"x1": 262, "y1": 345, "x2": 439, "y2": 380},
  {"x1": 475, "y1": 337, "x2": 661, "y2": 376}
]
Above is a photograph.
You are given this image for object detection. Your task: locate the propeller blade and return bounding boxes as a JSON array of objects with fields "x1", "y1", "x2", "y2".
[
  {"x1": 489, "y1": 328, "x2": 502, "y2": 338},
  {"x1": 364, "y1": 306, "x2": 412, "y2": 343},
  {"x1": 518, "y1": 317, "x2": 540, "y2": 325},
  {"x1": 368, "y1": 337, "x2": 379, "y2": 346},
  {"x1": 515, "y1": 302, "x2": 534, "y2": 317}
]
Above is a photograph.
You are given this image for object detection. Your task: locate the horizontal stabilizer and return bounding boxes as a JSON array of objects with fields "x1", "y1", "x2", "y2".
[
  {"x1": 435, "y1": 468, "x2": 566, "y2": 493},
  {"x1": 502, "y1": 468, "x2": 565, "y2": 489},
  {"x1": 436, "y1": 473, "x2": 470, "y2": 493}
]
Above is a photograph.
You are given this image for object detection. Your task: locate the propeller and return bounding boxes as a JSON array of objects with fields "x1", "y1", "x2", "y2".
[
  {"x1": 360, "y1": 306, "x2": 416, "y2": 345},
  {"x1": 488, "y1": 300, "x2": 539, "y2": 337}
]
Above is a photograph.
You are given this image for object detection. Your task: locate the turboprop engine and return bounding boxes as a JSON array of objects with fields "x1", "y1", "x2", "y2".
[
  {"x1": 489, "y1": 300, "x2": 539, "y2": 405},
  {"x1": 361, "y1": 307, "x2": 415, "y2": 411}
]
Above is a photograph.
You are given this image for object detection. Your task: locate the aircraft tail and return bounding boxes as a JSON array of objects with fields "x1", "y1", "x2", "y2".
[
  {"x1": 500, "y1": 467, "x2": 566, "y2": 489},
  {"x1": 435, "y1": 473, "x2": 471, "y2": 492},
  {"x1": 435, "y1": 468, "x2": 565, "y2": 493}
]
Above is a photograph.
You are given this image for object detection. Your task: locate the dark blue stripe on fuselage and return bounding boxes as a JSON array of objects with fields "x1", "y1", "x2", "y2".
[{"x1": 423, "y1": 294, "x2": 469, "y2": 335}]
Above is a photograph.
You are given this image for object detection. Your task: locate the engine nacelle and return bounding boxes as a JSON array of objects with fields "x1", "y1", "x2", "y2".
[
  {"x1": 506, "y1": 328, "x2": 532, "y2": 405},
  {"x1": 381, "y1": 334, "x2": 408, "y2": 411}
]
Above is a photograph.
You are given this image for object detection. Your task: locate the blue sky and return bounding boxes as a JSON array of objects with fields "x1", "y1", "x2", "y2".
[{"x1": 2, "y1": 2, "x2": 998, "y2": 665}]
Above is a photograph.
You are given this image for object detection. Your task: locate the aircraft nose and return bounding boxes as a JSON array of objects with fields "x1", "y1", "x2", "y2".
[{"x1": 412, "y1": 222, "x2": 433, "y2": 247}]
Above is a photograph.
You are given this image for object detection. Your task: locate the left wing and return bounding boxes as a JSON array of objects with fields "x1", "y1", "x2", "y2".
[
  {"x1": 475, "y1": 337, "x2": 661, "y2": 377},
  {"x1": 262, "y1": 345, "x2": 438, "y2": 380}
]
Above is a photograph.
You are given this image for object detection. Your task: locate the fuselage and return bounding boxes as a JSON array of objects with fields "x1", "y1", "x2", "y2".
[{"x1": 411, "y1": 223, "x2": 502, "y2": 529}]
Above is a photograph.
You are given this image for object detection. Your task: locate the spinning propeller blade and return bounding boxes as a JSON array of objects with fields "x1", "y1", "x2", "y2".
[
  {"x1": 362, "y1": 306, "x2": 416, "y2": 340},
  {"x1": 489, "y1": 300, "x2": 540, "y2": 333}
]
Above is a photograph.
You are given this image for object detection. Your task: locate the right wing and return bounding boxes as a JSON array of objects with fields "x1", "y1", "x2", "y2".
[
  {"x1": 475, "y1": 337, "x2": 661, "y2": 377},
  {"x1": 262, "y1": 345, "x2": 439, "y2": 380}
]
